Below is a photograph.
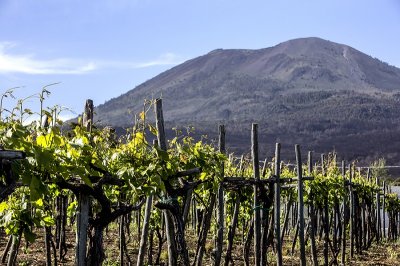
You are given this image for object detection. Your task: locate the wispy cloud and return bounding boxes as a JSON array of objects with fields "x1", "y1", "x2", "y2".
[
  {"x1": 0, "y1": 42, "x2": 186, "y2": 75},
  {"x1": 0, "y1": 42, "x2": 96, "y2": 75},
  {"x1": 94, "y1": 53, "x2": 186, "y2": 69},
  {"x1": 134, "y1": 53, "x2": 185, "y2": 68}
]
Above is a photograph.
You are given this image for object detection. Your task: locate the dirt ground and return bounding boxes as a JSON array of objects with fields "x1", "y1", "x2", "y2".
[{"x1": 1, "y1": 227, "x2": 400, "y2": 265}]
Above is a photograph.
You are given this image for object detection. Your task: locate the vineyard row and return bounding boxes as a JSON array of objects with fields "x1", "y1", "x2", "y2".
[{"x1": 0, "y1": 98, "x2": 399, "y2": 266}]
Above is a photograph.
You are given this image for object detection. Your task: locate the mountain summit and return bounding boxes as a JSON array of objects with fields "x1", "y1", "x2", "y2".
[{"x1": 95, "y1": 37, "x2": 400, "y2": 163}]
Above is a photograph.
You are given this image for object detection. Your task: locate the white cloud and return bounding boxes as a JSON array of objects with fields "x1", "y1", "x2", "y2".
[
  {"x1": 94, "y1": 53, "x2": 186, "y2": 69},
  {"x1": 134, "y1": 53, "x2": 185, "y2": 68},
  {"x1": 0, "y1": 42, "x2": 186, "y2": 75},
  {"x1": 0, "y1": 42, "x2": 97, "y2": 75},
  {"x1": 57, "y1": 113, "x2": 76, "y2": 121},
  {"x1": 21, "y1": 111, "x2": 76, "y2": 126}
]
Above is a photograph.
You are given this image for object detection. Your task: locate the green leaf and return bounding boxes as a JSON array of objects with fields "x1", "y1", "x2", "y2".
[
  {"x1": 24, "y1": 229, "x2": 37, "y2": 243},
  {"x1": 35, "y1": 198, "x2": 44, "y2": 207},
  {"x1": 155, "y1": 148, "x2": 169, "y2": 161},
  {"x1": 30, "y1": 175, "x2": 44, "y2": 201},
  {"x1": 81, "y1": 175, "x2": 93, "y2": 187},
  {"x1": 0, "y1": 202, "x2": 8, "y2": 213},
  {"x1": 43, "y1": 216, "x2": 55, "y2": 226},
  {"x1": 36, "y1": 134, "x2": 48, "y2": 147},
  {"x1": 67, "y1": 201, "x2": 77, "y2": 217},
  {"x1": 199, "y1": 172, "x2": 207, "y2": 181}
]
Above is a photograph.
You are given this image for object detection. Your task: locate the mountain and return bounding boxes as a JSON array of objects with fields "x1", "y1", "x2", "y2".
[{"x1": 94, "y1": 37, "x2": 400, "y2": 164}]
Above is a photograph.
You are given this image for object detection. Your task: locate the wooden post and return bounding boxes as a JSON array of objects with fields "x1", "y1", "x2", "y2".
[
  {"x1": 44, "y1": 198, "x2": 53, "y2": 266},
  {"x1": 75, "y1": 99, "x2": 93, "y2": 266},
  {"x1": 252, "y1": 124, "x2": 261, "y2": 266},
  {"x1": 376, "y1": 176, "x2": 381, "y2": 243},
  {"x1": 368, "y1": 179, "x2": 373, "y2": 248},
  {"x1": 341, "y1": 160, "x2": 347, "y2": 265},
  {"x1": 194, "y1": 195, "x2": 216, "y2": 266},
  {"x1": 361, "y1": 180, "x2": 367, "y2": 249},
  {"x1": 7, "y1": 232, "x2": 21, "y2": 266},
  {"x1": 1, "y1": 236, "x2": 12, "y2": 263},
  {"x1": 119, "y1": 215, "x2": 125, "y2": 266},
  {"x1": 350, "y1": 164, "x2": 354, "y2": 258},
  {"x1": 215, "y1": 125, "x2": 225, "y2": 266},
  {"x1": 137, "y1": 194, "x2": 154, "y2": 266},
  {"x1": 83, "y1": 99, "x2": 93, "y2": 132},
  {"x1": 295, "y1": 145, "x2": 306, "y2": 266},
  {"x1": 155, "y1": 99, "x2": 167, "y2": 151},
  {"x1": 308, "y1": 151, "x2": 318, "y2": 266},
  {"x1": 383, "y1": 181, "x2": 386, "y2": 239},
  {"x1": 59, "y1": 195, "x2": 67, "y2": 261},
  {"x1": 274, "y1": 143, "x2": 283, "y2": 266},
  {"x1": 322, "y1": 157, "x2": 329, "y2": 265},
  {"x1": 76, "y1": 194, "x2": 89, "y2": 266},
  {"x1": 154, "y1": 99, "x2": 177, "y2": 266},
  {"x1": 260, "y1": 150, "x2": 269, "y2": 266},
  {"x1": 307, "y1": 152, "x2": 312, "y2": 229},
  {"x1": 138, "y1": 140, "x2": 156, "y2": 266},
  {"x1": 224, "y1": 195, "x2": 240, "y2": 266},
  {"x1": 321, "y1": 153, "x2": 325, "y2": 175}
]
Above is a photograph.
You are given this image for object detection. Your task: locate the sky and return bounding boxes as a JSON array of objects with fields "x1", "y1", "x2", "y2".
[{"x1": 1, "y1": 0, "x2": 400, "y2": 121}]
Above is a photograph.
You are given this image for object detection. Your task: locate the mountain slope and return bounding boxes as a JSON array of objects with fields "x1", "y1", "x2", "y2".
[{"x1": 95, "y1": 37, "x2": 400, "y2": 164}]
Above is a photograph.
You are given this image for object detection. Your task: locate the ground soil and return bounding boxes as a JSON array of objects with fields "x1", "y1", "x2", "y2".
[{"x1": 1, "y1": 226, "x2": 400, "y2": 265}]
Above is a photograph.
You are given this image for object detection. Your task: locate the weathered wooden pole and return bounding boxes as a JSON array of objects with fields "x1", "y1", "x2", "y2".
[
  {"x1": 252, "y1": 124, "x2": 261, "y2": 266},
  {"x1": 215, "y1": 124, "x2": 225, "y2": 266},
  {"x1": 308, "y1": 151, "x2": 318, "y2": 266},
  {"x1": 83, "y1": 99, "x2": 93, "y2": 132},
  {"x1": 274, "y1": 143, "x2": 283, "y2": 266},
  {"x1": 138, "y1": 138, "x2": 157, "y2": 266},
  {"x1": 154, "y1": 99, "x2": 177, "y2": 266},
  {"x1": 75, "y1": 99, "x2": 93, "y2": 266},
  {"x1": 224, "y1": 195, "x2": 240, "y2": 266},
  {"x1": 7, "y1": 232, "x2": 21, "y2": 266},
  {"x1": 350, "y1": 164, "x2": 355, "y2": 258},
  {"x1": 260, "y1": 156, "x2": 269, "y2": 266},
  {"x1": 307, "y1": 151, "x2": 313, "y2": 174},
  {"x1": 367, "y1": 168, "x2": 371, "y2": 182},
  {"x1": 119, "y1": 215, "x2": 125, "y2": 266},
  {"x1": 341, "y1": 160, "x2": 347, "y2": 265},
  {"x1": 1, "y1": 236, "x2": 11, "y2": 263},
  {"x1": 322, "y1": 156, "x2": 329, "y2": 265},
  {"x1": 137, "y1": 193, "x2": 154, "y2": 266},
  {"x1": 383, "y1": 180, "x2": 386, "y2": 239},
  {"x1": 321, "y1": 153, "x2": 326, "y2": 176},
  {"x1": 376, "y1": 176, "x2": 381, "y2": 243},
  {"x1": 295, "y1": 145, "x2": 306, "y2": 266}
]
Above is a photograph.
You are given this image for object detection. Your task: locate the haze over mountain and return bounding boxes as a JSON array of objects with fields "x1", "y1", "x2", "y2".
[{"x1": 95, "y1": 37, "x2": 400, "y2": 164}]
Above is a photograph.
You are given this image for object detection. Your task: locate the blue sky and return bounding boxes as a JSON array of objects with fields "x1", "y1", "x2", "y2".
[{"x1": 1, "y1": 0, "x2": 399, "y2": 120}]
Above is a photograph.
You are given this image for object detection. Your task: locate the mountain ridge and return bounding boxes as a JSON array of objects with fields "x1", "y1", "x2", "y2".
[{"x1": 94, "y1": 37, "x2": 400, "y2": 164}]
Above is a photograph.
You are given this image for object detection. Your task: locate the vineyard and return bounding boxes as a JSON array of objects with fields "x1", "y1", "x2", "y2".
[{"x1": 1, "y1": 92, "x2": 400, "y2": 266}]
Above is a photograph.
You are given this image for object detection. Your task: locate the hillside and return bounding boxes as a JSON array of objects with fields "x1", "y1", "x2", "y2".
[{"x1": 94, "y1": 37, "x2": 400, "y2": 164}]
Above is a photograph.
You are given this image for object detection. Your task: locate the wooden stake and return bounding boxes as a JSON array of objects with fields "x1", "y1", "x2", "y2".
[
  {"x1": 215, "y1": 125, "x2": 225, "y2": 266},
  {"x1": 75, "y1": 99, "x2": 93, "y2": 266},
  {"x1": 154, "y1": 99, "x2": 178, "y2": 266},
  {"x1": 295, "y1": 145, "x2": 306, "y2": 266},
  {"x1": 274, "y1": 143, "x2": 283, "y2": 266},
  {"x1": 252, "y1": 124, "x2": 261, "y2": 266},
  {"x1": 309, "y1": 151, "x2": 318, "y2": 266},
  {"x1": 341, "y1": 160, "x2": 347, "y2": 265},
  {"x1": 137, "y1": 195, "x2": 154, "y2": 266}
]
